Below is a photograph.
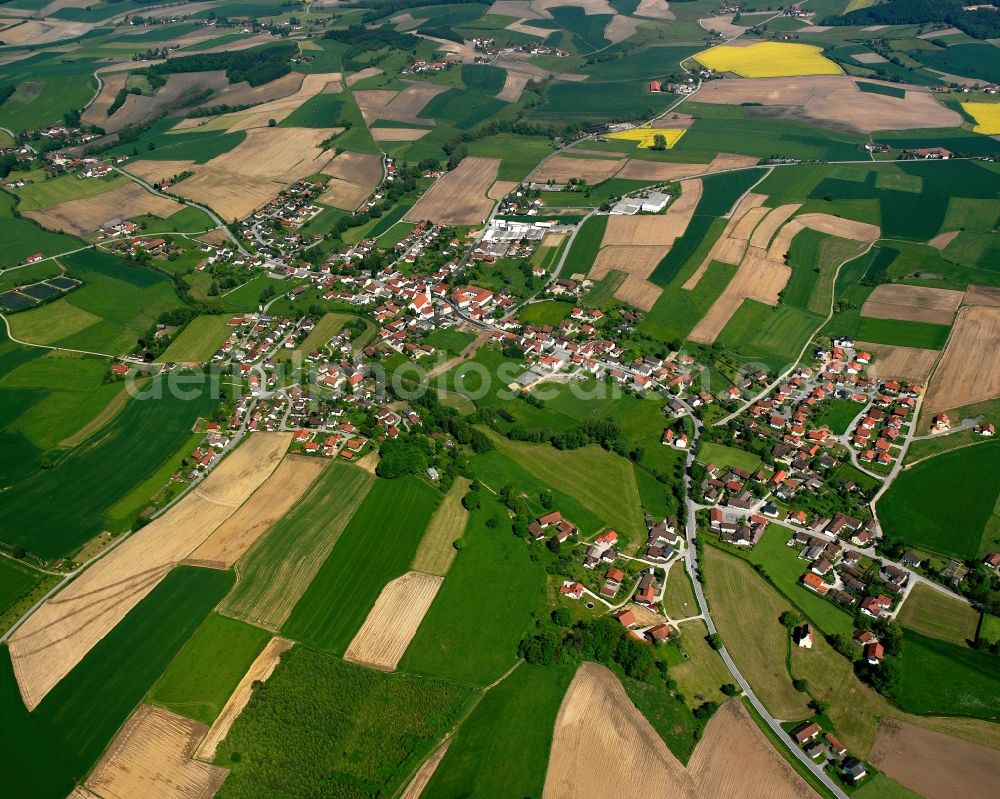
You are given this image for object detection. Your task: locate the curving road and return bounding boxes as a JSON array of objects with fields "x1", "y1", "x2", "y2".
[{"x1": 678, "y1": 399, "x2": 850, "y2": 799}]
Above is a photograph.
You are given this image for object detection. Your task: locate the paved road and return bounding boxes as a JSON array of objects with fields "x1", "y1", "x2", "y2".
[
  {"x1": 677, "y1": 399, "x2": 850, "y2": 799},
  {"x1": 114, "y1": 167, "x2": 249, "y2": 256}
]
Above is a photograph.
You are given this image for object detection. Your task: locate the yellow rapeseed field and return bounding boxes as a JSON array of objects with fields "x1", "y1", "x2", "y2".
[
  {"x1": 961, "y1": 102, "x2": 1000, "y2": 135},
  {"x1": 693, "y1": 42, "x2": 842, "y2": 78},
  {"x1": 607, "y1": 127, "x2": 686, "y2": 149}
]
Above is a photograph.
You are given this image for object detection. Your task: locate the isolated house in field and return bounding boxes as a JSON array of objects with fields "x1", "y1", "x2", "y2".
[
  {"x1": 793, "y1": 624, "x2": 813, "y2": 649},
  {"x1": 841, "y1": 757, "x2": 868, "y2": 783},
  {"x1": 791, "y1": 721, "x2": 821, "y2": 745},
  {"x1": 559, "y1": 581, "x2": 585, "y2": 601}
]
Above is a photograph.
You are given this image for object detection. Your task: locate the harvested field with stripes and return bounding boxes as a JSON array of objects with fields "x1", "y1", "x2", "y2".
[
  {"x1": 925, "y1": 305, "x2": 1000, "y2": 414},
  {"x1": 856, "y1": 342, "x2": 939, "y2": 383},
  {"x1": 124, "y1": 159, "x2": 197, "y2": 186},
  {"x1": 218, "y1": 462, "x2": 375, "y2": 630},
  {"x1": 320, "y1": 151, "x2": 383, "y2": 211},
  {"x1": 543, "y1": 664, "x2": 812, "y2": 799},
  {"x1": 194, "y1": 637, "x2": 294, "y2": 762},
  {"x1": 85, "y1": 705, "x2": 226, "y2": 799},
  {"x1": 412, "y1": 478, "x2": 470, "y2": 576},
  {"x1": 861, "y1": 284, "x2": 964, "y2": 326},
  {"x1": 343, "y1": 571, "x2": 444, "y2": 671},
  {"x1": 405, "y1": 157, "x2": 499, "y2": 225},
  {"x1": 616, "y1": 153, "x2": 757, "y2": 181},
  {"x1": 531, "y1": 155, "x2": 624, "y2": 184},
  {"x1": 9, "y1": 433, "x2": 290, "y2": 710},
  {"x1": 185, "y1": 456, "x2": 326, "y2": 569}
]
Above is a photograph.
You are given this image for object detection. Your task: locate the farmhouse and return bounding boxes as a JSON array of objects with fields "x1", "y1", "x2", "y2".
[{"x1": 791, "y1": 721, "x2": 821, "y2": 745}]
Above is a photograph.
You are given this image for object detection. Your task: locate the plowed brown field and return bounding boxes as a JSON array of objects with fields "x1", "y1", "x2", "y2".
[
  {"x1": 855, "y1": 342, "x2": 939, "y2": 382},
  {"x1": 861, "y1": 284, "x2": 963, "y2": 325},
  {"x1": 25, "y1": 183, "x2": 183, "y2": 235},
  {"x1": 405, "y1": 157, "x2": 499, "y2": 225},
  {"x1": 320, "y1": 151, "x2": 383, "y2": 211},
  {"x1": 925, "y1": 305, "x2": 1000, "y2": 414},
  {"x1": 532, "y1": 155, "x2": 624, "y2": 184}
]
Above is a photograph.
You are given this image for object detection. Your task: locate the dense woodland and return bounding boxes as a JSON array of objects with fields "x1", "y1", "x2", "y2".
[{"x1": 823, "y1": 0, "x2": 1000, "y2": 39}]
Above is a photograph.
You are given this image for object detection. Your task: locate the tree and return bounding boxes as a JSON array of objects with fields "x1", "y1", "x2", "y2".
[
  {"x1": 461, "y1": 491, "x2": 480, "y2": 511},
  {"x1": 540, "y1": 490, "x2": 554, "y2": 510},
  {"x1": 651, "y1": 134, "x2": 668, "y2": 151},
  {"x1": 707, "y1": 633, "x2": 723, "y2": 651},
  {"x1": 552, "y1": 607, "x2": 572, "y2": 627},
  {"x1": 268, "y1": 118, "x2": 277, "y2": 127},
  {"x1": 721, "y1": 683, "x2": 739, "y2": 696}
]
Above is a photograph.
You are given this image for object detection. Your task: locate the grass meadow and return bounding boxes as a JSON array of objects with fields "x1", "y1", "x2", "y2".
[
  {"x1": 220, "y1": 461, "x2": 375, "y2": 630},
  {"x1": 897, "y1": 630, "x2": 1000, "y2": 719},
  {"x1": 702, "y1": 544, "x2": 812, "y2": 721},
  {"x1": 399, "y1": 491, "x2": 546, "y2": 686},
  {"x1": 812, "y1": 398, "x2": 862, "y2": 435},
  {"x1": 423, "y1": 664, "x2": 573, "y2": 799},
  {"x1": 161, "y1": 315, "x2": 233, "y2": 362},
  {"x1": 0, "y1": 193, "x2": 82, "y2": 269},
  {"x1": 148, "y1": 613, "x2": 271, "y2": 724},
  {"x1": 215, "y1": 647, "x2": 474, "y2": 799},
  {"x1": 877, "y1": 440, "x2": 1000, "y2": 559},
  {"x1": 282, "y1": 476, "x2": 441, "y2": 652},
  {"x1": 896, "y1": 583, "x2": 979, "y2": 647},
  {"x1": 696, "y1": 441, "x2": 761, "y2": 473},
  {"x1": 855, "y1": 317, "x2": 951, "y2": 350},
  {"x1": 0, "y1": 377, "x2": 216, "y2": 559},
  {"x1": 31, "y1": 566, "x2": 233, "y2": 783},
  {"x1": 486, "y1": 430, "x2": 646, "y2": 543}
]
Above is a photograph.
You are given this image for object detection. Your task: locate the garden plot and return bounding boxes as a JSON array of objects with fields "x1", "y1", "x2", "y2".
[
  {"x1": 8, "y1": 432, "x2": 291, "y2": 711},
  {"x1": 85, "y1": 705, "x2": 226, "y2": 799}
]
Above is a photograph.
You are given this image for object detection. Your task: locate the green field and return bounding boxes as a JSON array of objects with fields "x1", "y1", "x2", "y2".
[
  {"x1": 282, "y1": 476, "x2": 440, "y2": 651},
  {"x1": 487, "y1": 431, "x2": 646, "y2": 542},
  {"x1": 855, "y1": 317, "x2": 951, "y2": 350},
  {"x1": 220, "y1": 461, "x2": 375, "y2": 630},
  {"x1": 31, "y1": 566, "x2": 234, "y2": 783},
  {"x1": 812, "y1": 398, "x2": 862, "y2": 435},
  {"x1": 0, "y1": 375, "x2": 216, "y2": 559},
  {"x1": 564, "y1": 215, "x2": 607, "y2": 275},
  {"x1": 896, "y1": 629, "x2": 1000, "y2": 719},
  {"x1": 0, "y1": 193, "x2": 82, "y2": 269},
  {"x1": 0, "y1": 352, "x2": 124, "y2": 451},
  {"x1": 519, "y1": 299, "x2": 575, "y2": 326},
  {"x1": 423, "y1": 327, "x2": 476, "y2": 356},
  {"x1": 696, "y1": 442, "x2": 761, "y2": 473},
  {"x1": 734, "y1": 533, "x2": 856, "y2": 637},
  {"x1": 9, "y1": 249, "x2": 186, "y2": 356},
  {"x1": 424, "y1": 664, "x2": 572, "y2": 799},
  {"x1": 160, "y1": 315, "x2": 233, "y2": 362},
  {"x1": 399, "y1": 489, "x2": 546, "y2": 685},
  {"x1": 877, "y1": 440, "x2": 1000, "y2": 559},
  {"x1": 896, "y1": 583, "x2": 979, "y2": 647},
  {"x1": 717, "y1": 300, "x2": 820, "y2": 371},
  {"x1": 0, "y1": 557, "x2": 46, "y2": 624},
  {"x1": 215, "y1": 647, "x2": 474, "y2": 799},
  {"x1": 148, "y1": 613, "x2": 271, "y2": 724}
]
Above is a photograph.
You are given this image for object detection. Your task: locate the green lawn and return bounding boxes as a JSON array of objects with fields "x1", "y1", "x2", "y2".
[
  {"x1": 148, "y1": 613, "x2": 271, "y2": 724},
  {"x1": 812, "y1": 398, "x2": 862, "y2": 435},
  {"x1": 855, "y1": 317, "x2": 951, "y2": 350},
  {"x1": 519, "y1": 299, "x2": 575, "y2": 326},
  {"x1": 696, "y1": 441, "x2": 762, "y2": 473},
  {"x1": 424, "y1": 664, "x2": 572, "y2": 799},
  {"x1": 160, "y1": 315, "x2": 233, "y2": 362},
  {"x1": 12, "y1": 173, "x2": 124, "y2": 212},
  {"x1": 399, "y1": 490, "x2": 547, "y2": 685},
  {"x1": 896, "y1": 629, "x2": 1000, "y2": 719},
  {"x1": 215, "y1": 647, "x2": 474, "y2": 799},
  {"x1": 877, "y1": 440, "x2": 1000, "y2": 559},
  {"x1": 487, "y1": 430, "x2": 646, "y2": 543},
  {"x1": 896, "y1": 583, "x2": 979, "y2": 647},
  {"x1": 423, "y1": 327, "x2": 476, "y2": 356},
  {"x1": 727, "y1": 532, "x2": 856, "y2": 637},
  {"x1": 33, "y1": 566, "x2": 234, "y2": 780},
  {"x1": 282, "y1": 476, "x2": 441, "y2": 652}
]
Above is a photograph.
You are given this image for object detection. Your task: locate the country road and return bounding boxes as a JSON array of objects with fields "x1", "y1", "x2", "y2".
[{"x1": 678, "y1": 398, "x2": 850, "y2": 799}]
